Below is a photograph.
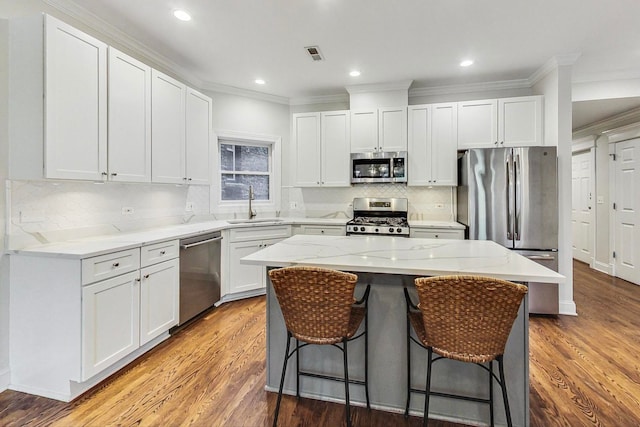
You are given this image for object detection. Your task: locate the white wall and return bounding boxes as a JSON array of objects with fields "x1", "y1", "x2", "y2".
[{"x1": 0, "y1": 18, "x2": 10, "y2": 391}]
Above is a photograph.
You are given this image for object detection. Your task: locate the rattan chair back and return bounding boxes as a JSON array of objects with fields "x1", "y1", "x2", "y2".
[
  {"x1": 414, "y1": 275, "x2": 528, "y2": 363},
  {"x1": 268, "y1": 266, "x2": 358, "y2": 345}
]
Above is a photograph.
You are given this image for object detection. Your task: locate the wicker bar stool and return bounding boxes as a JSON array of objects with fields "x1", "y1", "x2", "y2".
[
  {"x1": 268, "y1": 266, "x2": 371, "y2": 427},
  {"x1": 404, "y1": 275, "x2": 528, "y2": 427}
]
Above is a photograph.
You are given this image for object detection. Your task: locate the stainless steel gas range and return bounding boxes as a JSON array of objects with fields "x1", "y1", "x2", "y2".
[{"x1": 346, "y1": 197, "x2": 410, "y2": 237}]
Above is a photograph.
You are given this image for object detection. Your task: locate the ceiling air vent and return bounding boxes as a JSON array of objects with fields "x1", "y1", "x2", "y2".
[{"x1": 305, "y1": 46, "x2": 324, "y2": 61}]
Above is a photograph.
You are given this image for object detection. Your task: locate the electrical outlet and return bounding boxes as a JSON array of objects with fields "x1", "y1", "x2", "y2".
[
  {"x1": 185, "y1": 202, "x2": 194, "y2": 212},
  {"x1": 289, "y1": 201, "x2": 298, "y2": 209},
  {"x1": 597, "y1": 196, "x2": 604, "y2": 204},
  {"x1": 122, "y1": 207, "x2": 134, "y2": 215}
]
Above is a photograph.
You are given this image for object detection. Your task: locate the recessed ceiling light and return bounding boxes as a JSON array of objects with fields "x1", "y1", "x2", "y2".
[
  {"x1": 255, "y1": 79, "x2": 266, "y2": 85},
  {"x1": 349, "y1": 70, "x2": 361, "y2": 77},
  {"x1": 460, "y1": 59, "x2": 474, "y2": 67},
  {"x1": 173, "y1": 9, "x2": 192, "y2": 21}
]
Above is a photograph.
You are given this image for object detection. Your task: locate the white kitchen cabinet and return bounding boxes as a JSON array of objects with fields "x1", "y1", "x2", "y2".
[
  {"x1": 185, "y1": 88, "x2": 213, "y2": 185},
  {"x1": 82, "y1": 270, "x2": 140, "y2": 380},
  {"x1": 293, "y1": 111, "x2": 350, "y2": 187},
  {"x1": 410, "y1": 228, "x2": 464, "y2": 239},
  {"x1": 9, "y1": 239, "x2": 180, "y2": 401},
  {"x1": 292, "y1": 224, "x2": 346, "y2": 236},
  {"x1": 457, "y1": 96, "x2": 543, "y2": 149},
  {"x1": 408, "y1": 103, "x2": 457, "y2": 186},
  {"x1": 9, "y1": 14, "x2": 108, "y2": 181},
  {"x1": 350, "y1": 107, "x2": 407, "y2": 153},
  {"x1": 222, "y1": 225, "x2": 291, "y2": 302},
  {"x1": 151, "y1": 70, "x2": 187, "y2": 184},
  {"x1": 107, "y1": 47, "x2": 151, "y2": 182},
  {"x1": 139, "y1": 258, "x2": 179, "y2": 345}
]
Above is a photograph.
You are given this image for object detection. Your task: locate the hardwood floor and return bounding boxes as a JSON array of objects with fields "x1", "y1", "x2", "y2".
[{"x1": 1, "y1": 260, "x2": 638, "y2": 426}]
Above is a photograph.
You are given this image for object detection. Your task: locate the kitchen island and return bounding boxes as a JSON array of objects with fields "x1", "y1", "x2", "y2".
[{"x1": 242, "y1": 234, "x2": 564, "y2": 427}]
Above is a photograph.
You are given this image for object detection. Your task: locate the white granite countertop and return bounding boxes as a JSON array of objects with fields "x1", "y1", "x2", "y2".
[
  {"x1": 8, "y1": 217, "x2": 465, "y2": 260},
  {"x1": 408, "y1": 220, "x2": 465, "y2": 229},
  {"x1": 242, "y1": 234, "x2": 564, "y2": 283}
]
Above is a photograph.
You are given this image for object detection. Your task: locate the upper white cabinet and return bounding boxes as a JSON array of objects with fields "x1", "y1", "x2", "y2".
[
  {"x1": 44, "y1": 15, "x2": 108, "y2": 180},
  {"x1": 408, "y1": 103, "x2": 458, "y2": 186},
  {"x1": 293, "y1": 111, "x2": 350, "y2": 187},
  {"x1": 350, "y1": 107, "x2": 407, "y2": 153},
  {"x1": 108, "y1": 48, "x2": 151, "y2": 182},
  {"x1": 185, "y1": 88, "x2": 213, "y2": 185},
  {"x1": 457, "y1": 96, "x2": 543, "y2": 149},
  {"x1": 151, "y1": 70, "x2": 187, "y2": 184}
]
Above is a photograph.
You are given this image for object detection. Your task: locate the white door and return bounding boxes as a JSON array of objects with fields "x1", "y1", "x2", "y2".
[
  {"x1": 321, "y1": 110, "x2": 350, "y2": 187},
  {"x1": 82, "y1": 271, "x2": 140, "y2": 380},
  {"x1": 108, "y1": 47, "x2": 151, "y2": 182},
  {"x1": 407, "y1": 105, "x2": 431, "y2": 186},
  {"x1": 350, "y1": 110, "x2": 378, "y2": 153},
  {"x1": 151, "y1": 70, "x2": 186, "y2": 184},
  {"x1": 140, "y1": 258, "x2": 179, "y2": 345},
  {"x1": 228, "y1": 241, "x2": 265, "y2": 294},
  {"x1": 293, "y1": 113, "x2": 321, "y2": 186},
  {"x1": 571, "y1": 150, "x2": 593, "y2": 264},
  {"x1": 430, "y1": 103, "x2": 458, "y2": 185},
  {"x1": 498, "y1": 96, "x2": 544, "y2": 147},
  {"x1": 44, "y1": 15, "x2": 108, "y2": 180},
  {"x1": 185, "y1": 88, "x2": 212, "y2": 185},
  {"x1": 614, "y1": 139, "x2": 640, "y2": 284},
  {"x1": 457, "y1": 99, "x2": 497, "y2": 149},
  {"x1": 378, "y1": 107, "x2": 407, "y2": 152}
]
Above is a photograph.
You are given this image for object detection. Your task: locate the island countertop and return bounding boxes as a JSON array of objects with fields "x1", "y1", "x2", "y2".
[{"x1": 242, "y1": 234, "x2": 564, "y2": 283}]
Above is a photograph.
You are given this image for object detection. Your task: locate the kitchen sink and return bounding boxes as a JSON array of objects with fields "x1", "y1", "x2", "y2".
[{"x1": 226, "y1": 218, "x2": 284, "y2": 224}]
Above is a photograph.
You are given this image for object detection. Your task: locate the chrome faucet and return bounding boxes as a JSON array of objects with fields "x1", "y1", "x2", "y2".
[{"x1": 248, "y1": 185, "x2": 257, "y2": 220}]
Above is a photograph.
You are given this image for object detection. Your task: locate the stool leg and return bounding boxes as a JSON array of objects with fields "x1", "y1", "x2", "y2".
[
  {"x1": 404, "y1": 313, "x2": 411, "y2": 418},
  {"x1": 295, "y1": 339, "x2": 300, "y2": 399},
  {"x1": 489, "y1": 361, "x2": 494, "y2": 427},
  {"x1": 343, "y1": 338, "x2": 352, "y2": 427},
  {"x1": 423, "y1": 347, "x2": 433, "y2": 427},
  {"x1": 364, "y1": 309, "x2": 370, "y2": 410},
  {"x1": 274, "y1": 332, "x2": 292, "y2": 427},
  {"x1": 498, "y1": 356, "x2": 513, "y2": 427}
]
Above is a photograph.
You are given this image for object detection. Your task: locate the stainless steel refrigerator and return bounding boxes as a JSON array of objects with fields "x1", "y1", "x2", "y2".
[{"x1": 457, "y1": 147, "x2": 559, "y2": 314}]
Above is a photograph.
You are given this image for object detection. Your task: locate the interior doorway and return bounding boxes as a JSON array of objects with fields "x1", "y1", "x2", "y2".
[{"x1": 571, "y1": 149, "x2": 594, "y2": 265}]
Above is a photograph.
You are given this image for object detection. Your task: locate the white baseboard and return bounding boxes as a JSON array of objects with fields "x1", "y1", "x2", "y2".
[
  {"x1": 0, "y1": 367, "x2": 9, "y2": 393},
  {"x1": 559, "y1": 300, "x2": 577, "y2": 316},
  {"x1": 593, "y1": 261, "x2": 613, "y2": 275}
]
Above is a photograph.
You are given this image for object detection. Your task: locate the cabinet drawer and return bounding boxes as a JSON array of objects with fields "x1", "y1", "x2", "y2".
[
  {"x1": 410, "y1": 229, "x2": 464, "y2": 240},
  {"x1": 229, "y1": 225, "x2": 291, "y2": 243},
  {"x1": 300, "y1": 225, "x2": 345, "y2": 236},
  {"x1": 82, "y1": 248, "x2": 141, "y2": 285},
  {"x1": 141, "y1": 240, "x2": 179, "y2": 267}
]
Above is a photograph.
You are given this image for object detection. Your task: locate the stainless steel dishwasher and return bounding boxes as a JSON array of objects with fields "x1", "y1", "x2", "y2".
[{"x1": 177, "y1": 231, "x2": 222, "y2": 326}]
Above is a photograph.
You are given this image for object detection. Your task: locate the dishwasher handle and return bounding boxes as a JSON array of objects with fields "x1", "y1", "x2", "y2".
[{"x1": 180, "y1": 235, "x2": 223, "y2": 249}]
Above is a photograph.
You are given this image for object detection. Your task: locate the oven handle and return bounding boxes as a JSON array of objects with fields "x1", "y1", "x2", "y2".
[{"x1": 180, "y1": 236, "x2": 223, "y2": 249}]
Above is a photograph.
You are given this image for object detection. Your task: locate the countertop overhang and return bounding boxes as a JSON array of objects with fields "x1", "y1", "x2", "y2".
[{"x1": 242, "y1": 234, "x2": 564, "y2": 283}]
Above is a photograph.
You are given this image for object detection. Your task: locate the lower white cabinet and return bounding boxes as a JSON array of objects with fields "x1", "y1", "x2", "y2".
[
  {"x1": 222, "y1": 225, "x2": 291, "y2": 302},
  {"x1": 9, "y1": 240, "x2": 179, "y2": 401},
  {"x1": 410, "y1": 228, "x2": 464, "y2": 239},
  {"x1": 292, "y1": 224, "x2": 346, "y2": 236}
]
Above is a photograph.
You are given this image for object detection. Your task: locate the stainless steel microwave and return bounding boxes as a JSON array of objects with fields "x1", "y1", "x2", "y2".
[{"x1": 351, "y1": 151, "x2": 407, "y2": 184}]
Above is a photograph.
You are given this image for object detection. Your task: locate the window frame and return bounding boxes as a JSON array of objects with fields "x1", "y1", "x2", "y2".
[{"x1": 211, "y1": 130, "x2": 281, "y2": 215}]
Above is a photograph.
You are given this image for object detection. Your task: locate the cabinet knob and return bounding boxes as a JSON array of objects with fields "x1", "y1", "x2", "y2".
[
  {"x1": 159, "y1": 250, "x2": 166, "y2": 255},
  {"x1": 135, "y1": 278, "x2": 141, "y2": 282},
  {"x1": 500, "y1": 141, "x2": 504, "y2": 145},
  {"x1": 144, "y1": 274, "x2": 150, "y2": 279},
  {"x1": 111, "y1": 172, "x2": 118, "y2": 177},
  {"x1": 188, "y1": 178, "x2": 193, "y2": 181},
  {"x1": 494, "y1": 141, "x2": 499, "y2": 145},
  {"x1": 112, "y1": 262, "x2": 120, "y2": 268},
  {"x1": 101, "y1": 171, "x2": 108, "y2": 176}
]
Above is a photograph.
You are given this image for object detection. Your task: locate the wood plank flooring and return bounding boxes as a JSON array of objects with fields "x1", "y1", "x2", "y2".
[{"x1": 1, "y1": 260, "x2": 639, "y2": 426}]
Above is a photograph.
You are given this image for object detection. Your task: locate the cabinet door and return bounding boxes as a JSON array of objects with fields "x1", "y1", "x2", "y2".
[
  {"x1": 108, "y1": 48, "x2": 151, "y2": 182},
  {"x1": 293, "y1": 113, "x2": 321, "y2": 186},
  {"x1": 228, "y1": 241, "x2": 265, "y2": 294},
  {"x1": 44, "y1": 15, "x2": 107, "y2": 180},
  {"x1": 350, "y1": 110, "x2": 378, "y2": 153},
  {"x1": 140, "y1": 258, "x2": 179, "y2": 345},
  {"x1": 498, "y1": 96, "x2": 544, "y2": 147},
  {"x1": 185, "y1": 88, "x2": 212, "y2": 185},
  {"x1": 379, "y1": 107, "x2": 407, "y2": 152},
  {"x1": 82, "y1": 271, "x2": 140, "y2": 380},
  {"x1": 408, "y1": 105, "x2": 431, "y2": 186},
  {"x1": 430, "y1": 103, "x2": 458, "y2": 186},
  {"x1": 151, "y1": 70, "x2": 186, "y2": 184},
  {"x1": 321, "y1": 111, "x2": 351, "y2": 186},
  {"x1": 457, "y1": 99, "x2": 498, "y2": 149}
]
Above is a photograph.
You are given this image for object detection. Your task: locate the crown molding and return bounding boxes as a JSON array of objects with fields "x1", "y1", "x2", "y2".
[
  {"x1": 345, "y1": 80, "x2": 413, "y2": 94},
  {"x1": 528, "y1": 53, "x2": 582, "y2": 86},
  {"x1": 289, "y1": 93, "x2": 349, "y2": 106},
  {"x1": 572, "y1": 105, "x2": 640, "y2": 139},
  {"x1": 44, "y1": 0, "x2": 203, "y2": 87},
  {"x1": 409, "y1": 78, "x2": 531, "y2": 98},
  {"x1": 201, "y1": 82, "x2": 290, "y2": 105}
]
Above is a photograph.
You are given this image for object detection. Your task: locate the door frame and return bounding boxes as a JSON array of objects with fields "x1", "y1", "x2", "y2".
[{"x1": 571, "y1": 137, "x2": 596, "y2": 268}]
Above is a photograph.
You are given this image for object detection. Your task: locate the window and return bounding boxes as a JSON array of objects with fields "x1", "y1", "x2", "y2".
[
  {"x1": 212, "y1": 130, "x2": 281, "y2": 215},
  {"x1": 220, "y1": 143, "x2": 271, "y2": 201}
]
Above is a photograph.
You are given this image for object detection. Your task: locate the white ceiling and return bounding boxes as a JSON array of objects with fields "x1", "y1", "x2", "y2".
[{"x1": 3, "y1": 0, "x2": 640, "y2": 129}]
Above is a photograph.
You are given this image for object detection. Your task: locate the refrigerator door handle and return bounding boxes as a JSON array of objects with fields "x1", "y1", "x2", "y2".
[
  {"x1": 514, "y1": 152, "x2": 521, "y2": 241},
  {"x1": 506, "y1": 155, "x2": 513, "y2": 241}
]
